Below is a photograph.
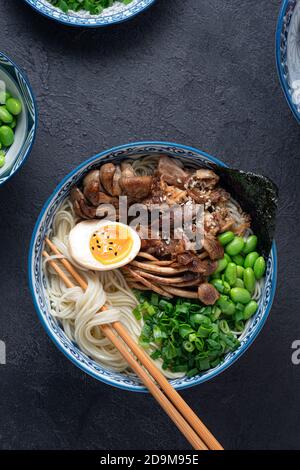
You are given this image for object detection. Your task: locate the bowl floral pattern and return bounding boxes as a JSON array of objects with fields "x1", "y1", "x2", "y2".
[
  {"x1": 23, "y1": 0, "x2": 156, "y2": 27},
  {"x1": 0, "y1": 52, "x2": 37, "y2": 186},
  {"x1": 29, "y1": 142, "x2": 277, "y2": 392}
]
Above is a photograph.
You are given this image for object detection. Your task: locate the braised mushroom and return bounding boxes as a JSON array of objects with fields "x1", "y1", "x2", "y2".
[{"x1": 198, "y1": 283, "x2": 220, "y2": 305}]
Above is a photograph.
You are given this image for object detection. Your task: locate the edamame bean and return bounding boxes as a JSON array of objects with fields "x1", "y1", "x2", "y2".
[
  {"x1": 6, "y1": 98, "x2": 22, "y2": 116},
  {"x1": 224, "y1": 253, "x2": 232, "y2": 263},
  {"x1": 235, "y1": 302, "x2": 245, "y2": 312},
  {"x1": 211, "y1": 279, "x2": 225, "y2": 293},
  {"x1": 9, "y1": 118, "x2": 16, "y2": 129},
  {"x1": 218, "y1": 231, "x2": 235, "y2": 246},
  {"x1": 234, "y1": 278, "x2": 244, "y2": 288},
  {"x1": 223, "y1": 281, "x2": 231, "y2": 294},
  {"x1": 214, "y1": 257, "x2": 228, "y2": 274},
  {"x1": 243, "y1": 235, "x2": 258, "y2": 254},
  {"x1": 236, "y1": 265, "x2": 244, "y2": 279},
  {"x1": 0, "y1": 126, "x2": 14, "y2": 147},
  {"x1": 225, "y1": 236, "x2": 245, "y2": 256},
  {"x1": 225, "y1": 262, "x2": 237, "y2": 286},
  {"x1": 0, "y1": 106, "x2": 13, "y2": 124},
  {"x1": 0, "y1": 150, "x2": 5, "y2": 168},
  {"x1": 243, "y1": 300, "x2": 258, "y2": 320},
  {"x1": 244, "y1": 251, "x2": 259, "y2": 268},
  {"x1": 217, "y1": 295, "x2": 236, "y2": 316},
  {"x1": 232, "y1": 254, "x2": 244, "y2": 266},
  {"x1": 243, "y1": 267, "x2": 256, "y2": 294},
  {"x1": 0, "y1": 91, "x2": 10, "y2": 103},
  {"x1": 0, "y1": 87, "x2": 20, "y2": 147},
  {"x1": 230, "y1": 287, "x2": 251, "y2": 304},
  {"x1": 254, "y1": 256, "x2": 266, "y2": 280}
]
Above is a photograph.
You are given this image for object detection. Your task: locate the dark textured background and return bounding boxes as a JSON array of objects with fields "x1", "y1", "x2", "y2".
[{"x1": 0, "y1": 0, "x2": 299, "y2": 451}]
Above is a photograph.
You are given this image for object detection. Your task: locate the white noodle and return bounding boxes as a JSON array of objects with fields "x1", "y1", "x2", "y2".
[{"x1": 44, "y1": 156, "x2": 265, "y2": 378}]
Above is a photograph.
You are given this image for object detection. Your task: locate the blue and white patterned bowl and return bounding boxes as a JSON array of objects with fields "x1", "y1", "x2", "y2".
[
  {"x1": 28, "y1": 142, "x2": 277, "y2": 392},
  {"x1": 23, "y1": 0, "x2": 156, "y2": 27},
  {"x1": 276, "y1": 0, "x2": 300, "y2": 123},
  {"x1": 0, "y1": 52, "x2": 37, "y2": 186}
]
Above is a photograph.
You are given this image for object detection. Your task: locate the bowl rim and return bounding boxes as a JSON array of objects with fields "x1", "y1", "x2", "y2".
[
  {"x1": 23, "y1": 0, "x2": 157, "y2": 28},
  {"x1": 28, "y1": 141, "x2": 278, "y2": 392},
  {"x1": 0, "y1": 51, "x2": 38, "y2": 186},
  {"x1": 276, "y1": 0, "x2": 300, "y2": 124}
]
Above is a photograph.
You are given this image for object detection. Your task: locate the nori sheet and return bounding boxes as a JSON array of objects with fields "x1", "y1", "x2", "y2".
[{"x1": 207, "y1": 163, "x2": 278, "y2": 258}]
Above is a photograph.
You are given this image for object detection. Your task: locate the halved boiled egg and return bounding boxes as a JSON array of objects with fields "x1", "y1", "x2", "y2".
[{"x1": 69, "y1": 220, "x2": 141, "y2": 271}]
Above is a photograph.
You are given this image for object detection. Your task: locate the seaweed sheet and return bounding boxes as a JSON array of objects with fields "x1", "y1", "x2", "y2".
[{"x1": 207, "y1": 163, "x2": 278, "y2": 258}]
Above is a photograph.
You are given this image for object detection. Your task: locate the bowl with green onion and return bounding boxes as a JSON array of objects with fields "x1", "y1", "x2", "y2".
[
  {"x1": 0, "y1": 52, "x2": 37, "y2": 186},
  {"x1": 23, "y1": 0, "x2": 156, "y2": 27},
  {"x1": 29, "y1": 142, "x2": 278, "y2": 391}
]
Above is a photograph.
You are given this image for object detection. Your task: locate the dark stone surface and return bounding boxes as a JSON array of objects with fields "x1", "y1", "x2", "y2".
[{"x1": 0, "y1": 0, "x2": 299, "y2": 450}]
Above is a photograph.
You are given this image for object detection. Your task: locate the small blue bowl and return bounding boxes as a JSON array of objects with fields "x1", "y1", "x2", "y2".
[
  {"x1": 0, "y1": 52, "x2": 37, "y2": 186},
  {"x1": 23, "y1": 0, "x2": 156, "y2": 27},
  {"x1": 28, "y1": 142, "x2": 277, "y2": 392},
  {"x1": 276, "y1": 0, "x2": 300, "y2": 123}
]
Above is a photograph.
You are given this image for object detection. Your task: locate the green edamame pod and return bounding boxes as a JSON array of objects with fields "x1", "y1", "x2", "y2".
[
  {"x1": 0, "y1": 106, "x2": 13, "y2": 124},
  {"x1": 236, "y1": 265, "x2": 244, "y2": 279},
  {"x1": 214, "y1": 257, "x2": 228, "y2": 274},
  {"x1": 211, "y1": 279, "x2": 225, "y2": 293},
  {"x1": 243, "y1": 267, "x2": 256, "y2": 294},
  {"x1": 254, "y1": 256, "x2": 266, "y2": 280},
  {"x1": 0, "y1": 126, "x2": 14, "y2": 147},
  {"x1": 223, "y1": 281, "x2": 231, "y2": 294},
  {"x1": 217, "y1": 231, "x2": 235, "y2": 246},
  {"x1": 225, "y1": 236, "x2": 245, "y2": 256},
  {"x1": 224, "y1": 253, "x2": 232, "y2": 263},
  {"x1": 9, "y1": 118, "x2": 16, "y2": 129},
  {"x1": 224, "y1": 262, "x2": 237, "y2": 286},
  {"x1": 235, "y1": 302, "x2": 245, "y2": 312},
  {"x1": 243, "y1": 300, "x2": 258, "y2": 320},
  {"x1": 243, "y1": 235, "x2": 258, "y2": 254},
  {"x1": 6, "y1": 98, "x2": 22, "y2": 116},
  {"x1": 217, "y1": 295, "x2": 236, "y2": 316},
  {"x1": 230, "y1": 287, "x2": 251, "y2": 304},
  {"x1": 231, "y1": 254, "x2": 244, "y2": 266},
  {"x1": 0, "y1": 91, "x2": 10, "y2": 103},
  {"x1": 234, "y1": 278, "x2": 244, "y2": 289},
  {"x1": 244, "y1": 251, "x2": 259, "y2": 269}
]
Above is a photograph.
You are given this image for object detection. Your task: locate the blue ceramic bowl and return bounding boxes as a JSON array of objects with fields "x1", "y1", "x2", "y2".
[
  {"x1": 276, "y1": 0, "x2": 300, "y2": 123},
  {"x1": 0, "y1": 52, "x2": 37, "y2": 186},
  {"x1": 28, "y1": 142, "x2": 277, "y2": 392},
  {"x1": 23, "y1": 0, "x2": 156, "y2": 27}
]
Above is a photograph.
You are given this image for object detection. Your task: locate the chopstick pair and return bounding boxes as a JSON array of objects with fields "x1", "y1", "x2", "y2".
[{"x1": 43, "y1": 237, "x2": 223, "y2": 451}]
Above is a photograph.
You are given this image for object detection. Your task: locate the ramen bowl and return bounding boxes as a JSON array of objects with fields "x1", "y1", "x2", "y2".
[
  {"x1": 23, "y1": 0, "x2": 156, "y2": 27},
  {"x1": 0, "y1": 52, "x2": 37, "y2": 186},
  {"x1": 28, "y1": 142, "x2": 277, "y2": 392},
  {"x1": 276, "y1": 0, "x2": 300, "y2": 123}
]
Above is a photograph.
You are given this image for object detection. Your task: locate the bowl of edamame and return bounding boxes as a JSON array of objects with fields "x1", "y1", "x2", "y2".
[
  {"x1": 0, "y1": 52, "x2": 37, "y2": 186},
  {"x1": 23, "y1": 0, "x2": 156, "y2": 27},
  {"x1": 29, "y1": 142, "x2": 278, "y2": 391}
]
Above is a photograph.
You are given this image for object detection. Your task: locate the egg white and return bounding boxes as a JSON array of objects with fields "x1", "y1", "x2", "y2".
[{"x1": 69, "y1": 220, "x2": 141, "y2": 271}]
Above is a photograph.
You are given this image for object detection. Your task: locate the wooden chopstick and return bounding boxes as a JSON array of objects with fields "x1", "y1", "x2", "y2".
[
  {"x1": 46, "y1": 239, "x2": 222, "y2": 450},
  {"x1": 43, "y1": 238, "x2": 223, "y2": 450},
  {"x1": 42, "y1": 249, "x2": 208, "y2": 450}
]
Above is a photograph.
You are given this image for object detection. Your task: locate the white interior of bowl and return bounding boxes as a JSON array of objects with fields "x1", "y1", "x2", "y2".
[
  {"x1": 41, "y1": 0, "x2": 143, "y2": 18},
  {"x1": 0, "y1": 67, "x2": 28, "y2": 177},
  {"x1": 30, "y1": 144, "x2": 276, "y2": 391}
]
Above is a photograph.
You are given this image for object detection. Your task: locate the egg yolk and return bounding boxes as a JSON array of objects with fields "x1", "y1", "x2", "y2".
[{"x1": 90, "y1": 225, "x2": 134, "y2": 266}]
